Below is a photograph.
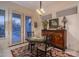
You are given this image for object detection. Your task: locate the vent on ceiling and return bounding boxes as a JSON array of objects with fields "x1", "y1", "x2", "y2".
[{"x1": 56, "y1": 6, "x2": 77, "y2": 17}]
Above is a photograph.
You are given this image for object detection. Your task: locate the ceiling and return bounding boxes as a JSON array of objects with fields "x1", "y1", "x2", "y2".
[
  {"x1": 12, "y1": 1, "x2": 79, "y2": 15},
  {"x1": 12, "y1": 1, "x2": 56, "y2": 10}
]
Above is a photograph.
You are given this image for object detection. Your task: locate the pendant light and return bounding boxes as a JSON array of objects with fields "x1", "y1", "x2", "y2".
[{"x1": 36, "y1": 1, "x2": 45, "y2": 16}]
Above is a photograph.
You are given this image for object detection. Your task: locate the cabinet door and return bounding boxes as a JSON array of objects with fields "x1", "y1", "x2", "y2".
[{"x1": 53, "y1": 32, "x2": 64, "y2": 49}]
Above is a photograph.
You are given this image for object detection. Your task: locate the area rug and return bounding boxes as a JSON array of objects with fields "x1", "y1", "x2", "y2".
[
  {"x1": 50, "y1": 48, "x2": 74, "y2": 57},
  {"x1": 25, "y1": 48, "x2": 74, "y2": 57}
]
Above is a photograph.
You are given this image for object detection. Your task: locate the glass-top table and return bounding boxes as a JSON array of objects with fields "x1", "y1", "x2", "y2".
[
  {"x1": 26, "y1": 36, "x2": 45, "y2": 42},
  {"x1": 26, "y1": 37, "x2": 45, "y2": 55}
]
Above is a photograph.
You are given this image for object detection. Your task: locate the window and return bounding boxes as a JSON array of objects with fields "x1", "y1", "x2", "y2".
[
  {"x1": 0, "y1": 9, "x2": 5, "y2": 37},
  {"x1": 12, "y1": 13, "x2": 21, "y2": 44}
]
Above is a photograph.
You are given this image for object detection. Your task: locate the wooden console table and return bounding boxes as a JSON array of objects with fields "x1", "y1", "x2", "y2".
[{"x1": 42, "y1": 30, "x2": 67, "y2": 51}]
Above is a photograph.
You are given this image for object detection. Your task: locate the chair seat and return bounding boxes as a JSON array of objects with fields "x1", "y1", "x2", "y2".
[{"x1": 36, "y1": 43, "x2": 53, "y2": 57}]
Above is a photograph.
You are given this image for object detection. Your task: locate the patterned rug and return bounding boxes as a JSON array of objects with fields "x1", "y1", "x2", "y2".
[
  {"x1": 11, "y1": 45, "x2": 74, "y2": 57},
  {"x1": 49, "y1": 48, "x2": 74, "y2": 57},
  {"x1": 25, "y1": 48, "x2": 73, "y2": 57}
]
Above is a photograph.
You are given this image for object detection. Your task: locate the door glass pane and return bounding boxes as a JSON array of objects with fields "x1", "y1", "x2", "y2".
[
  {"x1": 12, "y1": 13, "x2": 21, "y2": 44},
  {"x1": 0, "y1": 9, "x2": 5, "y2": 37},
  {"x1": 25, "y1": 16, "x2": 32, "y2": 38}
]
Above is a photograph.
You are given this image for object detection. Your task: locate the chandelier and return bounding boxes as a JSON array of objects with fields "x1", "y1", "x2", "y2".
[{"x1": 36, "y1": 1, "x2": 45, "y2": 16}]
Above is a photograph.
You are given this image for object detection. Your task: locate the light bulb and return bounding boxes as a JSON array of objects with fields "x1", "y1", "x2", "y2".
[
  {"x1": 40, "y1": 8, "x2": 45, "y2": 13},
  {"x1": 36, "y1": 9, "x2": 42, "y2": 15}
]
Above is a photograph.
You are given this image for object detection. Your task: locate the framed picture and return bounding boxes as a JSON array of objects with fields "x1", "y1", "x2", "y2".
[
  {"x1": 49, "y1": 18, "x2": 59, "y2": 28},
  {"x1": 34, "y1": 22, "x2": 37, "y2": 28}
]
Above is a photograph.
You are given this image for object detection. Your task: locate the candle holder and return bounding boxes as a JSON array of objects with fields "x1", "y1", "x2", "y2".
[{"x1": 62, "y1": 16, "x2": 67, "y2": 29}]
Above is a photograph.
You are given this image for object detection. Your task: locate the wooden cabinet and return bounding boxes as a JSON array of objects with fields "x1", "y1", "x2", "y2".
[{"x1": 42, "y1": 30, "x2": 67, "y2": 50}]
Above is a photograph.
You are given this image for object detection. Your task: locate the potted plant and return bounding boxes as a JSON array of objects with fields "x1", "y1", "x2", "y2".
[{"x1": 42, "y1": 20, "x2": 48, "y2": 30}]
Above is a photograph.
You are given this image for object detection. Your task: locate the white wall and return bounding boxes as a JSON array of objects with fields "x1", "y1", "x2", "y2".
[{"x1": 58, "y1": 14, "x2": 79, "y2": 51}]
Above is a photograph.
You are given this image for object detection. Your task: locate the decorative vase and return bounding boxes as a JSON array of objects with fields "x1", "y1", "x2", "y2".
[
  {"x1": 42, "y1": 20, "x2": 48, "y2": 30},
  {"x1": 43, "y1": 26, "x2": 47, "y2": 30}
]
